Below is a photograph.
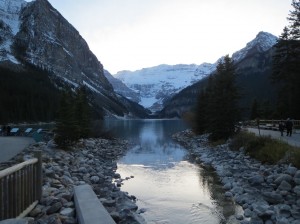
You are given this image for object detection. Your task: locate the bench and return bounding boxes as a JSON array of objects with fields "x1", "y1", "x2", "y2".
[
  {"x1": 10, "y1": 128, "x2": 19, "y2": 135},
  {"x1": 74, "y1": 184, "x2": 116, "y2": 224},
  {"x1": 24, "y1": 128, "x2": 33, "y2": 135}
]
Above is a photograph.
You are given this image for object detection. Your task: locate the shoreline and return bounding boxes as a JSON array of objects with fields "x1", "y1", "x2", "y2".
[
  {"x1": 172, "y1": 130, "x2": 300, "y2": 224},
  {"x1": 0, "y1": 138, "x2": 145, "y2": 224}
]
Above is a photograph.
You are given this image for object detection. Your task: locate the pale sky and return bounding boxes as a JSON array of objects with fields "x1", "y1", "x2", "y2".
[{"x1": 36, "y1": 0, "x2": 293, "y2": 74}]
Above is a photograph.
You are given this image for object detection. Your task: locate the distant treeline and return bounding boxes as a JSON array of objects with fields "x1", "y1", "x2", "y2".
[{"x1": 0, "y1": 65, "x2": 61, "y2": 124}]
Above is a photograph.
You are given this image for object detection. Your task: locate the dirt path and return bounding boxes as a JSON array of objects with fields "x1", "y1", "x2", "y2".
[{"x1": 0, "y1": 137, "x2": 35, "y2": 163}]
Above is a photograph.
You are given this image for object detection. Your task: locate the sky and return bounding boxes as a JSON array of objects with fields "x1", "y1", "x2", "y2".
[{"x1": 29, "y1": 0, "x2": 293, "y2": 74}]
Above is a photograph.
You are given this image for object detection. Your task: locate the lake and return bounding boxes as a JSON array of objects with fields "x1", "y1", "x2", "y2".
[{"x1": 104, "y1": 119, "x2": 240, "y2": 224}]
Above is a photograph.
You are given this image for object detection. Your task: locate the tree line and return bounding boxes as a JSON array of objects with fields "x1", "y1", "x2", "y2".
[{"x1": 0, "y1": 65, "x2": 60, "y2": 124}]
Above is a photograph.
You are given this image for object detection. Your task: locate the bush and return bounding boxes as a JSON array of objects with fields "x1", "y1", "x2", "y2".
[{"x1": 230, "y1": 131, "x2": 300, "y2": 166}]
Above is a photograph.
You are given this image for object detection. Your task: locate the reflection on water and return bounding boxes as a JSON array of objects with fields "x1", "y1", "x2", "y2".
[{"x1": 104, "y1": 119, "x2": 238, "y2": 224}]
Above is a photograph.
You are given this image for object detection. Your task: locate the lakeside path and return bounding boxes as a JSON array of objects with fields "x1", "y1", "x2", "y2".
[
  {"x1": 0, "y1": 136, "x2": 35, "y2": 163},
  {"x1": 247, "y1": 127, "x2": 300, "y2": 147}
]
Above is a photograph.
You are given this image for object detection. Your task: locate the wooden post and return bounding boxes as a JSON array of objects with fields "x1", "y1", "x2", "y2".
[{"x1": 34, "y1": 151, "x2": 43, "y2": 201}]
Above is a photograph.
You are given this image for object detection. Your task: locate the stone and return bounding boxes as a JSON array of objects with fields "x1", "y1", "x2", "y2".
[
  {"x1": 248, "y1": 175, "x2": 264, "y2": 186},
  {"x1": 276, "y1": 204, "x2": 292, "y2": 218},
  {"x1": 90, "y1": 175, "x2": 100, "y2": 183},
  {"x1": 60, "y1": 208, "x2": 75, "y2": 217},
  {"x1": 278, "y1": 180, "x2": 292, "y2": 191},
  {"x1": 102, "y1": 199, "x2": 116, "y2": 207},
  {"x1": 291, "y1": 206, "x2": 300, "y2": 219},
  {"x1": 262, "y1": 192, "x2": 283, "y2": 204},
  {"x1": 294, "y1": 170, "x2": 300, "y2": 179},
  {"x1": 286, "y1": 167, "x2": 298, "y2": 176},
  {"x1": 244, "y1": 208, "x2": 252, "y2": 217},
  {"x1": 294, "y1": 186, "x2": 300, "y2": 196},
  {"x1": 275, "y1": 174, "x2": 293, "y2": 185},
  {"x1": 224, "y1": 191, "x2": 233, "y2": 198},
  {"x1": 29, "y1": 206, "x2": 42, "y2": 217},
  {"x1": 46, "y1": 202, "x2": 63, "y2": 215},
  {"x1": 294, "y1": 178, "x2": 300, "y2": 185}
]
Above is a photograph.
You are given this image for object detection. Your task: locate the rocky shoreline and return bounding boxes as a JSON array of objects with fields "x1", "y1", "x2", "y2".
[
  {"x1": 172, "y1": 130, "x2": 300, "y2": 224},
  {"x1": 0, "y1": 138, "x2": 145, "y2": 224}
]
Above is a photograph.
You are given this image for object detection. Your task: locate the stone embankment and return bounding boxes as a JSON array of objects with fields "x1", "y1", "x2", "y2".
[
  {"x1": 0, "y1": 138, "x2": 145, "y2": 224},
  {"x1": 173, "y1": 130, "x2": 300, "y2": 224}
]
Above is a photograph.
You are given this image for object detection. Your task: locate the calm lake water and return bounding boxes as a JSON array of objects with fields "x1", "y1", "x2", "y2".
[{"x1": 104, "y1": 119, "x2": 240, "y2": 224}]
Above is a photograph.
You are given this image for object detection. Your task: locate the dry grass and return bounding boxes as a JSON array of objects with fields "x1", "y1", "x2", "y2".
[{"x1": 230, "y1": 131, "x2": 300, "y2": 168}]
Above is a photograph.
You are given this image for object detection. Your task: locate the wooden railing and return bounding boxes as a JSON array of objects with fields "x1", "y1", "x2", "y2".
[
  {"x1": 248, "y1": 120, "x2": 300, "y2": 129},
  {"x1": 0, "y1": 151, "x2": 42, "y2": 220}
]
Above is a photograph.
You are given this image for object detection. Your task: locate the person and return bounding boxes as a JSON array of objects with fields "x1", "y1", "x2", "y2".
[
  {"x1": 285, "y1": 118, "x2": 293, "y2": 137},
  {"x1": 6, "y1": 125, "x2": 11, "y2": 136},
  {"x1": 279, "y1": 120, "x2": 285, "y2": 136}
]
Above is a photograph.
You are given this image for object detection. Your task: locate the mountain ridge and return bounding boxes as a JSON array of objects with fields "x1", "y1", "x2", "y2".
[{"x1": 112, "y1": 31, "x2": 277, "y2": 112}]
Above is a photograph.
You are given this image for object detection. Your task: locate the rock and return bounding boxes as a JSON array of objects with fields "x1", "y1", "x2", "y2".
[
  {"x1": 294, "y1": 178, "x2": 300, "y2": 185},
  {"x1": 244, "y1": 208, "x2": 252, "y2": 217},
  {"x1": 294, "y1": 170, "x2": 300, "y2": 179},
  {"x1": 276, "y1": 204, "x2": 292, "y2": 218},
  {"x1": 110, "y1": 211, "x2": 121, "y2": 222},
  {"x1": 262, "y1": 192, "x2": 283, "y2": 204},
  {"x1": 102, "y1": 199, "x2": 116, "y2": 207},
  {"x1": 90, "y1": 175, "x2": 100, "y2": 183},
  {"x1": 294, "y1": 186, "x2": 300, "y2": 196},
  {"x1": 225, "y1": 191, "x2": 233, "y2": 198},
  {"x1": 29, "y1": 205, "x2": 42, "y2": 217},
  {"x1": 0, "y1": 218, "x2": 34, "y2": 224},
  {"x1": 275, "y1": 174, "x2": 293, "y2": 185},
  {"x1": 278, "y1": 180, "x2": 292, "y2": 191},
  {"x1": 291, "y1": 206, "x2": 300, "y2": 219},
  {"x1": 46, "y1": 202, "x2": 63, "y2": 215},
  {"x1": 60, "y1": 208, "x2": 75, "y2": 217},
  {"x1": 286, "y1": 167, "x2": 298, "y2": 176},
  {"x1": 248, "y1": 174, "x2": 264, "y2": 186}
]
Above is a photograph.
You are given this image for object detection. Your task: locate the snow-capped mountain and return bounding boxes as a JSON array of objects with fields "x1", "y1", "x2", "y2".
[
  {"x1": 104, "y1": 70, "x2": 140, "y2": 103},
  {"x1": 114, "y1": 63, "x2": 216, "y2": 111},
  {"x1": 113, "y1": 31, "x2": 277, "y2": 112},
  {"x1": 232, "y1": 31, "x2": 277, "y2": 62},
  {"x1": 0, "y1": 0, "x2": 149, "y2": 117}
]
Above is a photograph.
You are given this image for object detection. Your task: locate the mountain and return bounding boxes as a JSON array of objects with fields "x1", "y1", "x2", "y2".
[
  {"x1": 114, "y1": 63, "x2": 217, "y2": 112},
  {"x1": 159, "y1": 32, "x2": 278, "y2": 118},
  {"x1": 0, "y1": 0, "x2": 149, "y2": 119},
  {"x1": 113, "y1": 32, "x2": 277, "y2": 113},
  {"x1": 104, "y1": 70, "x2": 140, "y2": 103}
]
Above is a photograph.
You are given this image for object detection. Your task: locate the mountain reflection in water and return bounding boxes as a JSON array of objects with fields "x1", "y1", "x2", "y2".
[{"x1": 104, "y1": 119, "x2": 239, "y2": 224}]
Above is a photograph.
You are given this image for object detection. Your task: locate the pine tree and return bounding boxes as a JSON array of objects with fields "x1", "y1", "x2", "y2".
[
  {"x1": 54, "y1": 86, "x2": 92, "y2": 148},
  {"x1": 74, "y1": 86, "x2": 91, "y2": 139},
  {"x1": 194, "y1": 55, "x2": 240, "y2": 141},
  {"x1": 54, "y1": 91, "x2": 76, "y2": 148},
  {"x1": 272, "y1": 0, "x2": 300, "y2": 118},
  {"x1": 207, "y1": 55, "x2": 240, "y2": 141}
]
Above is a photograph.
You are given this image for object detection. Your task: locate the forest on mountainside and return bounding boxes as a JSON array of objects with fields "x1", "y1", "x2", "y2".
[{"x1": 0, "y1": 65, "x2": 61, "y2": 123}]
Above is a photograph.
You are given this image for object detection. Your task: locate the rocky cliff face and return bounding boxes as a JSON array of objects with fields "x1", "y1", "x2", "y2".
[{"x1": 0, "y1": 0, "x2": 148, "y2": 117}]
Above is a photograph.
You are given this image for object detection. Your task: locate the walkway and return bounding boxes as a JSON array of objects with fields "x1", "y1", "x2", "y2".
[
  {"x1": 0, "y1": 137, "x2": 35, "y2": 163},
  {"x1": 246, "y1": 128, "x2": 300, "y2": 147}
]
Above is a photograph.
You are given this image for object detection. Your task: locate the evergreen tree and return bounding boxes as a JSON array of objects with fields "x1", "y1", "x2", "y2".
[
  {"x1": 54, "y1": 86, "x2": 92, "y2": 148},
  {"x1": 194, "y1": 55, "x2": 240, "y2": 141},
  {"x1": 74, "y1": 86, "x2": 91, "y2": 139},
  {"x1": 54, "y1": 91, "x2": 76, "y2": 147},
  {"x1": 207, "y1": 55, "x2": 240, "y2": 141},
  {"x1": 272, "y1": 0, "x2": 300, "y2": 118}
]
